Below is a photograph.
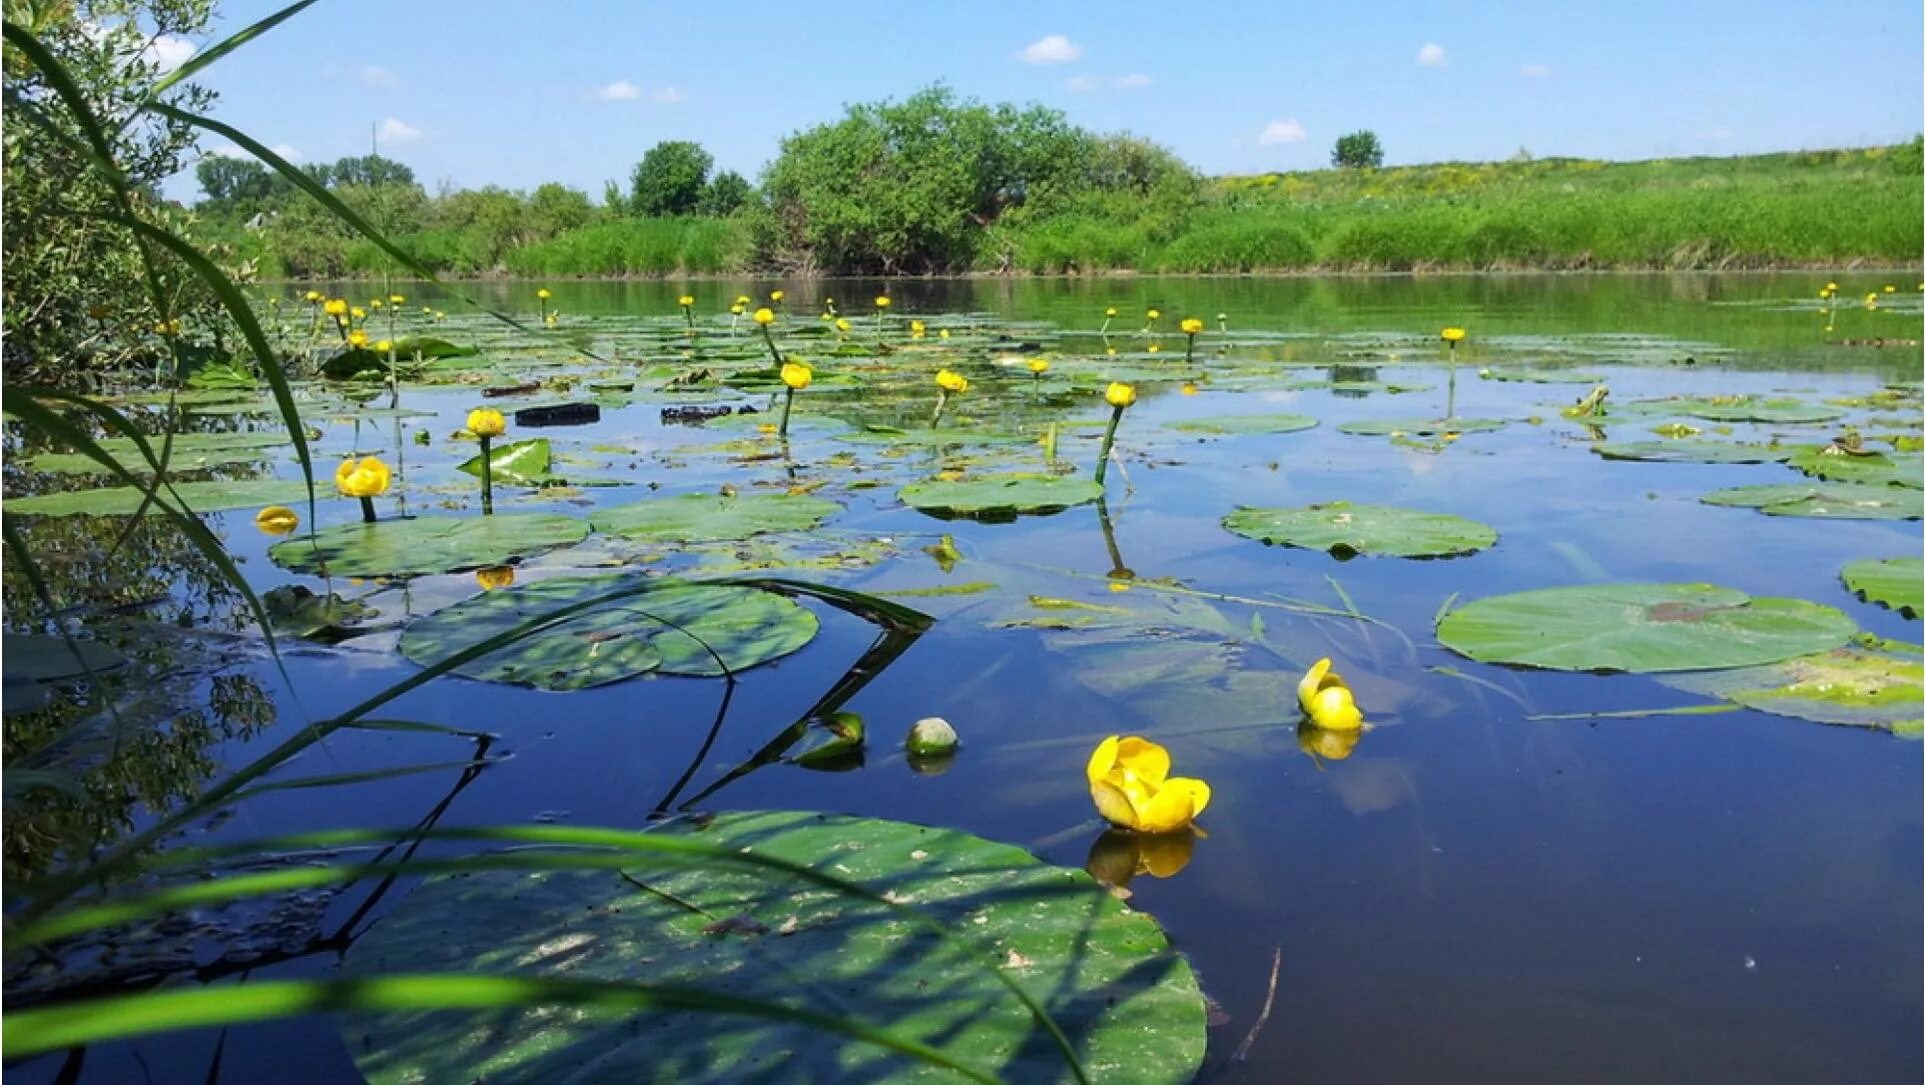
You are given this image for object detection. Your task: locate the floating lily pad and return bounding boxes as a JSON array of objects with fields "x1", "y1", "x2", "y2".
[
  {"x1": 899, "y1": 473, "x2": 1104, "y2": 521},
  {"x1": 835, "y1": 425, "x2": 1028, "y2": 447},
  {"x1": 1677, "y1": 397, "x2": 1845, "y2": 424},
  {"x1": 591, "y1": 492, "x2": 840, "y2": 543},
  {"x1": 4, "y1": 479, "x2": 316, "y2": 517},
  {"x1": 1592, "y1": 441, "x2": 1791, "y2": 464},
  {"x1": 1223, "y1": 502, "x2": 1497, "y2": 559},
  {"x1": 1165, "y1": 414, "x2": 1318, "y2": 436},
  {"x1": 397, "y1": 577, "x2": 817, "y2": 688},
  {"x1": 1842, "y1": 558, "x2": 1923, "y2": 617},
  {"x1": 270, "y1": 514, "x2": 588, "y2": 577},
  {"x1": 1437, "y1": 583, "x2": 1857, "y2": 673},
  {"x1": 1337, "y1": 417, "x2": 1507, "y2": 437},
  {"x1": 1662, "y1": 643, "x2": 1923, "y2": 734},
  {"x1": 451, "y1": 438, "x2": 601, "y2": 488},
  {"x1": 1785, "y1": 446, "x2": 1923, "y2": 489},
  {"x1": 23, "y1": 446, "x2": 280, "y2": 475},
  {"x1": 1479, "y1": 368, "x2": 1603, "y2": 384},
  {"x1": 343, "y1": 810, "x2": 1206, "y2": 1084},
  {"x1": 1701, "y1": 483, "x2": 1924, "y2": 520},
  {"x1": 3, "y1": 636, "x2": 128, "y2": 715}
]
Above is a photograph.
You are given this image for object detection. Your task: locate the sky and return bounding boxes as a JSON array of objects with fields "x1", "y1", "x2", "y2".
[{"x1": 160, "y1": 0, "x2": 1924, "y2": 202}]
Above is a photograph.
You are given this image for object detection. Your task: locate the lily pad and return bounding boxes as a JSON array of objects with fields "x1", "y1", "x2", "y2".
[
  {"x1": 4, "y1": 479, "x2": 317, "y2": 517},
  {"x1": 1479, "y1": 368, "x2": 1603, "y2": 384},
  {"x1": 1223, "y1": 502, "x2": 1497, "y2": 559},
  {"x1": 343, "y1": 810, "x2": 1206, "y2": 1084},
  {"x1": 397, "y1": 577, "x2": 818, "y2": 688},
  {"x1": 1701, "y1": 483, "x2": 1924, "y2": 520},
  {"x1": 1662, "y1": 643, "x2": 1923, "y2": 734},
  {"x1": 455, "y1": 438, "x2": 589, "y2": 488},
  {"x1": 1437, "y1": 583, "x2": 1858, "y2": 673},
  {"x1": 835, "y1": 425, "x2": 1029, "y2": 447},
  {"x1": 591, "y1": 492, "x2": 840, "y2": 544},
  {"x1": 270, "y1": 514, "x2": 589, "y2": 577},
  {"x1": 1337, "y1": 417, "x2": 1507, "y2": 437},
  {"x1": 899, "y1": 473, "x2": 1104, "y2": 521},
  {"x1": 1842, "y1": 558, "x2": 1923, "y2": 617},
  {"x1": 1678, "y1": 397, "x2": 1844, "y2": 424},
  {"x1": 1785, "y1": 446, "x2": 1924, "y2": 489},
  {"x1": 1165, "y1": 414, "x2": 1318, "y2": 436},
  {"x1": 1593, "y1": 441, "x2": 1791, "y2": 464}
]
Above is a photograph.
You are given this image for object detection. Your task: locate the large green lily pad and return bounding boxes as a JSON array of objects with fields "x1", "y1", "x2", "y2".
[
  {"x1": 590, "y1": 492, "x2": 840, "y2": 543},
  {"x1": 1223, "y1": 502, "x2": 1497, "y2": 559},
  {"x1": 456, "y1": 438, "x2": 578, "y2": 488},
  {"x1": 1437, "y1": 583, "x2": 1858, "y2": 673},
  {"x1": 270, "y1": 514, "x2": 588, "y2": 577},
  {"x1": 1593, "y1": 441, "x2": 1791, "y2": 464},
  {"x1": 1842, "y1": 558, "x2": 1923, "y2": 617},
  {"x1": 1677, "y1": 397, "x2": 1844, "y2": 424},
  {"x1": 1479, "y1": 367, "x2": 1603, "y2": 384},
  {"x1": 1662, "y1": 643, "x2": 1923, "y2": 734},
  {"x1": 1337, "y1": 417, "x2": 1507, "y2": 437},
  {"x1": 1786, "y1": 447, "x2": 1924, "y2": 489},
  {"x1": 397, "y1": 577, "x2": 817, "y2": 688},
  {"x1": 899, "y1": 473, "x2": 1104, "y2": 521},
  {"x1": 4, "y1": 478, "x2": 316, "y2": 517},
  {"x1": 1165, "y1": 414, "x2": 1318, "y2": 436},
  {"x1": 343, "y1": 810, "x2": 1206, "y2": 1084},
  {"x1": 1701, "y1": 483, "x2": 1924, "y2": 520}
]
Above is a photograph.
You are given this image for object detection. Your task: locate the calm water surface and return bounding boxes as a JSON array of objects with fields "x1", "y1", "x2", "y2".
[{"x1": 9, "y1": 274, "x2": 1921, "y2": 1083}]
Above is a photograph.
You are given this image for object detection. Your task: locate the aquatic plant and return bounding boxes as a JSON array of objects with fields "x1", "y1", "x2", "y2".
[
  {"x1": 1086, "y1": 736, "x2": 1212, "y2": 834},
  {"x1": 1297, "y1": 657, "x2": 1363, "y2": 730}
]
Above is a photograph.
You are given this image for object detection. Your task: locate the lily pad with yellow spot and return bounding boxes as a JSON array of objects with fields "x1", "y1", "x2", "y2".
[{"x1": 1661, "y1": 642, "x2": 1923, "y2": 735}]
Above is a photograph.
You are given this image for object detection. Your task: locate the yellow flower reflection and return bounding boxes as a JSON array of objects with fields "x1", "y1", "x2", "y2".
[
  {"x1": 1298, "y1": 723, "x2": 1361, "y2": 762},
  {"x1": 335, "y1": 456, "x2": 391, "y2": 498},
  {"x1": 1298, "y1": 657, "x2": 1363, "y2": 730},
  {"x1": 254, "y1": 505, "x2": 299, "y2": 536},
  {"x1": 1085, "y1": 735, "x2": 1211, "y2": 834},
  {"x1": 1085, "y1": 827, "x2": 1197, "y2": 891},
  {"x1": 475, "y1": 565, "x2": 516, "y2": 591}
]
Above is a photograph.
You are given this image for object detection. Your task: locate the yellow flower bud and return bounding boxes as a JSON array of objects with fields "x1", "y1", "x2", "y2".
[
  {"x1": 780, "y1": 361, "x2": 813, "y2": 390},
  {"x1": 537, "y1": 288, "x2": 552, "y2": 300},
  {"x1": 475, "y1": 565, "x2": 516, "y2": 591},
  {"x1": 1297, "y1": 657, "x2": 1364, "y2": 730},
  {"x1": 1180, "y1": 317, "x2": 1204, "y2": 335},
  {"x1": 754, "y1": 307, "x2": 776, "y2": 325},
  {"x1": 1105, "y1": 307, "x2": 1118, "y2": 317},
  {"x1": 1105, "y1": 382, "x2": 1137, "y2": 408},
  {"x1": 1086, "y1": 735, "x2": 1211, "y2": 834},
  {"x1": 324, "y1": 298, "x2": 348, "y2": 316},
  {"x1": 335, "y1": 456, "x2": 391, "y2": 498},
  {"x1": 304, "y1": 290, "x2": 323, "y2": 303},
  {"x1": 678, "y1": 295, "x2": 695, "y2": 307},
  {"x1": 350, "y1": 307, "x2": 367, "y2": 320},
  {"x1": 1027, "y1": 358, "x2": 1050, "y2": 374},
  {"x1": 875, "y1": 295, "x2": 891, "y2": 309},
  {"x1": 835, "y1": 318, "x2": 852, "y2": 333},
  {"x1": 1441, "y1": 326, "x2": 1466, "y2": 343},
  {"x1": 467, "y1": 408, "x2": 507, "y2": 438},
  {"x1": 389, "y1": 294, "x2": 405, "y2": 304},
  {"x1": 1146, "y1": 308, "x2": 1161, "y2": 320},
  {"x1": 347, "y1": 330, "x2": 369, "y2": 348},
  {"x1": 375, "y1": 339, "x2": 392, "y2": 353},
  {"x1": 935, "y1": 369, "x2": 968, "y2": 394},
  {"x1": 770, "y1": 290, "x2": 785, "y2": 302}
]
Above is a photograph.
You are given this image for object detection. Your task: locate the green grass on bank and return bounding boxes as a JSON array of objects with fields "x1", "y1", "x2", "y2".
[{"x1": 501, "y1": 217, "x2": 752, "y2": 277}]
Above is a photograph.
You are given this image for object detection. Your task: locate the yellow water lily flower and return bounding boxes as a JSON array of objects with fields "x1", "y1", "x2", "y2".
[
  {"x1": 1179, "y1": 317, "x2": 1204, "y2": 335},
  {"x1": 1146, "y1": 342, "x2": 1161, "y2": 353},
  {"x1": 780, "y1": 361, "x2": 813, "y2": 390},
  {"x1": 389, "y1": 294, "x2": 405, "y2": 304},
  {"x1": 304, "y1": 290, "x2": 323, "y2": 303},
  {"x1": 254, "y1": 505, "x2": 299, "y2": 536},
  {"x1": 938, "y1": 328, "x2": 950, "y2": 339},
  {"x1": 347, "y1": 329, "x2": 369, "y2": 348},
  {"x1": 1825, "y1": 281, "x2": 1838, "y2": 291},
  {"x1": 1180, "y1": 381, "x2": 1199, "y2": 396},
  {"x1": 731, "y1": 303, "x2": 746, "y2": 315},
  {"x1": 1105, "y1": 307, "x2": 1118, "y2": 318},
  {"x1": 1028, "y1": 358, "x2": 1050, "y2": 375},
  {"x1": 350, "y1": 306, "x2": 367, "y2": 321},
  {"x1": 1086, "y1": 735, "x2": 1212, "y2": 834},
  {"x1": 537, "y1": 288, "x2": 552, "y2": 300},
  {"x1": 375, "y1": 339, "x2": 392, "y2": 353},
  {"x1": 935, "y1": 369, "x2": 968, "y2": 393},
  {"x1": 467, "y1": 408, "x2": 507, "y2": 438},
  {"x1": 770, "y1": 290, "x2": 784, "y2": 302},
  {"x1": 875, "y1": 295, "x2": 891, "y2": 309},
  {"x1": 369, "y1": 299, "x2": 383, "y2": 310},
  {"x1": 475, "y1": 565, "x2": 516, "y2": 591},
  {"x1": 910, "y1": 319, "x2": 926, "y2": 337},
  {"x1": 678, "y1": 294, "x2": 695, "y2": 307},
  {"x1": 753, "y1": 307, "x2": 775, "y2": 325},
  {"x1": 1298, "y1": 657, "x2": 1363, "y2": 730},
  {"x1": 736, "y1": 295, "x2": 752, "y2": 306},
  {"x1": 1105, "y1": 382, "x2": 1136, "y2": 408},
  {"x1": 835, "y1": 317, "x2": 852, "y2": 333},
  {"x1": 335, "y1": 456, "x2": 391, "y2": 498},
  {"x1": 1441, "y1": 327, "x2": 1466, "y2": 342},
  {"x1": 1884, "y1": 285, "x2": 1896, "y2": 293},
  {"x1": 324, "y1": 298, "x2": 348, "y2": 316}
]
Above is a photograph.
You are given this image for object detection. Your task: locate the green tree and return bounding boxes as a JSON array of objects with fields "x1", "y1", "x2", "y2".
[
  {"x1": 195, "y1": 155, "x2": 283, "y2": 208},
  {"x1": 527, "y1": 182, "x2": 593, "y2": 237},
  {"x1": 1332, "y1": 130, "x2": 1384, "y2": 169},
  {"x1": 759, "y1": 85, "x2": 1091, "y2": 273},
  {"x1": 629, "y1": 140, "x2": 712, "y2": 217},
  {"x1": 700, "y1": 169, "x2": 753, "y2": 216}
]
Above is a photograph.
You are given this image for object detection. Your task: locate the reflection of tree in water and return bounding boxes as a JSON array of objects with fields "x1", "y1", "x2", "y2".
[
  {"x1": 3, "y1": 508, "x2": 278, "y2": 882},
  {"x1": 1326, "y1": 362, "x2": 1378, "y2": 399}
]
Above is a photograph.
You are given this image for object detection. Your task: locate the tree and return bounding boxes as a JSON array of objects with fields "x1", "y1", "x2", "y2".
[
  {"x1": 527, "y1": 182, "x2": 594, "y2": 237},
  {"x1": 196, "y1": 156, "x2": 282, "y2": 207},
  {"x1": 699, "y1": 170, "x2": 753, "y2": 216},
  {"x1": 1332, "y1": 130, "x2": 1384, "y2": 170},
  {"x1": 759, "y1": 85, "x2": 1091, "y2": 273},
  {"x1": 323, "y1": 154, "x2": 416, "y2": 189},
  {"x1": 629, "y1": 140, "x2": 712, "y2": 217}
]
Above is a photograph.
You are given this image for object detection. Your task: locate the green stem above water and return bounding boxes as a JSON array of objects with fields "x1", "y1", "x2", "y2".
[{"x1": 1093, "y1": 404, "x2": 1125, "y2": 486}]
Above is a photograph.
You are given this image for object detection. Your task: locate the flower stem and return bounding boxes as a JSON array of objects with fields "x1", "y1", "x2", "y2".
[
  {"x1": 758, "y1": 323, "x2": 783, "y2": 367},
  {"x1": 1099, "y1": 316, "x2": 1111, "y2": 336},
  {"x1": 931, "y1": 390, "x2": 949, "y2": 430},
  {"x1": 1094, "y1": 404, "x2": 1125, "y2": 486},
  {"x1": 479, "y1": 435, "x2": 494, "y2": 515},
  {"x1": 779, "y1": 386, "x2": 794, "y2": 438},
  {"x1": 1184, "y1": 333, "x2": 1196, "y2": 367},
  {"x1": 359, "y1": 495, "x2": 377, "y2": 524}
]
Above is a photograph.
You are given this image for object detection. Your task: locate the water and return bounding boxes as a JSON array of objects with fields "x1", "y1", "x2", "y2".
[{"x1": 6, "y1": 274, "x2": 1921, "y2": 1083}]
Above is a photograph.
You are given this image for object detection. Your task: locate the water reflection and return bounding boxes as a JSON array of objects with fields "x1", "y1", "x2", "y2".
[{"x1": 1085, "y1": 827, "x2": 1199, "y2": 892}]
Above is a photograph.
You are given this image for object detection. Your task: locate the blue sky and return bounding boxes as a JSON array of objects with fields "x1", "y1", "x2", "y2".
[{"x1": 165, "y1": 0, "x2": 1924, "y2": 202}]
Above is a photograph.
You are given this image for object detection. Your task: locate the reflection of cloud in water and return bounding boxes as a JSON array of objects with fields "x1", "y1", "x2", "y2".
[{"x1": 1327, "y1": 758, "x2": 1417, "y2": 816}]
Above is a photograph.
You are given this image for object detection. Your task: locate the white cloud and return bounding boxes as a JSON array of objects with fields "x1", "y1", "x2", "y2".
[
  {"x1": 269, "y1": 143, "x2": 302, "y2": 162},
  {"x1": 1416, "y1": 42, "x2": 1446, "y2": 67},
  {"x1": 1113, "y1": 73, "x2": 1152, "y2": 89},
  {"x1": 143, "y1": 34, "x2": 196, "y2": 72},
  {"x1": 1020, "y1": 34, "x2": 1082, "y2": 64},
  {"x1": 649, "y1": 86, "x2": 686, "y2": 105},
  {"x1": 595, "y1": 80, "x2": 641, "y2": 100},
  {"x1": 1064, "y1": 74, "x2": 1096, "y2": 93},
  {"x1": 203, "y1": 142, "x2": 299, "y2": 162},
  {"x1": 1520, "y1": 63, "x2": 1550, "y2": 77},
  {"x1": 359, "y1": 64, "x2": 397, "y2": 87},
  {"x1": 1258, "y1": 119, "x2": 1307, "y2": 146},
  {"x1": 376, "y1": 117, "x2": 423, "y2": 145}
]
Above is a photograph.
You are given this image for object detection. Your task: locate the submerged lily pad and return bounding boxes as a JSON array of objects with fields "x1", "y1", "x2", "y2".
[
  {"x1": 1700, "y1": 483, "x2": 1924, "y2": 520},
  {"x1": 270, "y1": 514, "x2": 588, "y2": 577},
  {"x1": 1337, "y1": 417, "x2": 1507, "y2": 437},
  {"x1": 397, "y1": 577, "x2": 817, "y2": 688},
  {"x1": 1842, "y1": 558, "x2": 1923, "y2": 617},
  {"x1": 343, "y1": 810, "x2": 1207, "y2": 1085},
  {"x1": 1662, "y1": 643, "x2": 1923, "y2": 734},
  {"x1": 591, "y1": 492, "x2": 840, "y2": 543},
  {"x1": 1592, "y1": 441, "x2": 1791, "y2": 464},
  {"x1": 4, "y1": 479, "x2": 316, "y2": 517},
  {"x1": 899, "y1": 473, "x2": 1104, "y2": 521},
  {"x1": 1165, "y1": 414, "x2": 1318, "y2": 436},
  {"x1": 1437, "y1": 583, "x2": 1857, "y2": 673},
  {"x1": 1223, "y1": 502, "x2": 1497, "y2": 559}
]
